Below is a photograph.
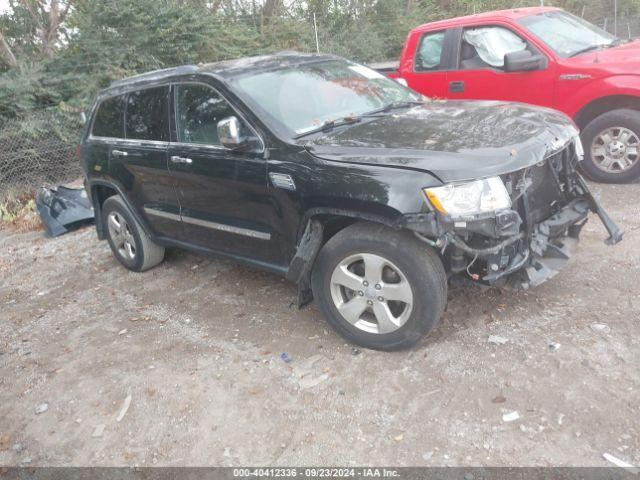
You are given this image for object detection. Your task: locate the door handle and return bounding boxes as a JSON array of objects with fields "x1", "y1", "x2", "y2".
[
  {"x1": 170, "y1": 156, "x2": 193, "y2": 165},
  {"x1": 449, "y1": 81, "x2": 465, "y2": 93},
  {"x1": 112, "y1": 149, "x2": 128, "y2": 157}
]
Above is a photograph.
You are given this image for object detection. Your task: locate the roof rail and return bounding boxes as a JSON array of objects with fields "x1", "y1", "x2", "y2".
[{"x1": 109, "y1": 65, "x2": 199, "y2": 88}]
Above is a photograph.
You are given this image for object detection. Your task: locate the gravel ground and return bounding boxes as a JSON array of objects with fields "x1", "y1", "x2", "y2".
[{"x1": 0, "y1": 182, "x2": 638, "y2": 467}]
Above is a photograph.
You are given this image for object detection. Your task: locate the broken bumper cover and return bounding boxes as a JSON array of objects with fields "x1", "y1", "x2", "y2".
[
  {"x1": 508, "y1": 198, "x2": 589, "y2": 289},
  {"x1": 35, "y1": 186, "x2": 95, "y2": 237},
  {"x1": 399, "y1": 178, "x2": 622, "y2": 289}
]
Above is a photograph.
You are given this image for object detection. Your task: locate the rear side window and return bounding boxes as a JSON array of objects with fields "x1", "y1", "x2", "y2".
[
  {"x1": 125, "y1": 87, "x2": 169, "y2": 141},
  {"x1": 92, "y1": 95, "x2": 125, "y2": 138},
  {"x1": 414, "y1": 31, "x2": 445, "y2": 71}
]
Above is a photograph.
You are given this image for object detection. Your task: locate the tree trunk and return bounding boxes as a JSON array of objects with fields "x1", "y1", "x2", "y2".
[
  {"x1": 20, "y1": 0, "x2": 71, "y2": 59},
  {"x1": 0, "y1": 31, "x2": 18, "y2": 68}
]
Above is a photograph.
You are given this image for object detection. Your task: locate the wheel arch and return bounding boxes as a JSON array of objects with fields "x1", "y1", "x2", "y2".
[
  {"x1": 574, "y1": 95, "x2": 640, "y2": 130},
  {"x1": 88, "y1": 180, "x2": 153, "y2": 241},
  {"x1": 286, "y1": 207, "x2": 404, "y2": 308}
]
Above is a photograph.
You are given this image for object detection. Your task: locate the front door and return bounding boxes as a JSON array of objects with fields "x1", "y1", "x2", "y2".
[
  {"x1": 446, "y1": 25, "x2": 555, "y2": 107},
  {"x1": 167, "y1": 82, "x2": 283, "y2": 267}
]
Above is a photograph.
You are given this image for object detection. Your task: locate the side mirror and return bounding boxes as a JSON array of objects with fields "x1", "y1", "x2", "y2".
[
  {"x1": 504, "y1": 50, "x2": 545, "y2": 72},
  {"x1": 217, "y1": 116, "x2": 246, "y2": 149}
]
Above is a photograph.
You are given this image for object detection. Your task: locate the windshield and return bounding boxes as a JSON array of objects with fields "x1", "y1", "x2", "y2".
[
  {"x1": 231, "y1": 59, "x2": 420, "y2": 136},
  {"x1": 518, "y1": 10, "x2": 616, "y2": 57}
]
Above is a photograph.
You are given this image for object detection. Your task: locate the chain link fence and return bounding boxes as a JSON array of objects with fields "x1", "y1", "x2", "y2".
[{"x1": 0, "y1": 108, "x2": 84, "y2": 196}]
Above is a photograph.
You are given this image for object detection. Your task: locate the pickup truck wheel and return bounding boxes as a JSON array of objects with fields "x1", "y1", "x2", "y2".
[
  {"x1": 580, "y1": 109, "x2": 640, "y2": 183},
  {"x1": 311, "y1": 222, "x2": 447, "y2": 351},
  {"x1": 102, "y1": 195, "x2": 165, "y2": 272}
]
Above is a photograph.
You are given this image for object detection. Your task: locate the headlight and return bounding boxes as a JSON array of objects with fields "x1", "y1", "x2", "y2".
[{"x1": 424, "y1": 176, "x2": 511, "y2": 217}]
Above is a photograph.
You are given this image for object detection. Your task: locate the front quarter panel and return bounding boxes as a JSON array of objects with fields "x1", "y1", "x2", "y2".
[
  {"x1": 267, "y1": 149, "x2": 441, "y2": 249},
  {"x1": 555, "y1": 72, "x2": 640, "y2": 118}
]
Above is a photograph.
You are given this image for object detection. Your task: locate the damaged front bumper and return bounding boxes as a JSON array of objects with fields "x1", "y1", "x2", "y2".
[
  {"x1": 399, "y1": 145, "x2": 622, "y2": 289},
  {"x1": 35, "y1": 186, "x2": 95, "y2": 237}
]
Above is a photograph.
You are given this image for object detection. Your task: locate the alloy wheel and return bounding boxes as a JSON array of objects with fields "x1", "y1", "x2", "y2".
[
  {"x1": 590, "y1": 126, "x2": 639, "y2": 173},
  {"x1": 107, "y1": 212, "x2": 137, "y2": 260},
  {"x1": 329, "y1": 253, "x2": 413, "y2": 334}
]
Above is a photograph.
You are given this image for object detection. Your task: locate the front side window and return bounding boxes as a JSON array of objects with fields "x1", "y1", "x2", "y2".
[
  {"x1": 125, "y1": 87, "x2": 169, "y2": 141},
  {"x1": 231, "y1": 60, "x2": 420, "y2": 136},
  {"x1": 518, "y1": 10, "x2": 616, "y2": 58},
  {"x1": 175, "y1": 84, "x2": 237, "y2": 145},
  {"x1": 415, "y1": 31, "x2": 446, "y2": 71},
  {"x1": 92, "y1": 95, "x2": 125, "y2": 138},
  {"x1": 460, "y1": 26, "x2": 527, "y2": 70}
]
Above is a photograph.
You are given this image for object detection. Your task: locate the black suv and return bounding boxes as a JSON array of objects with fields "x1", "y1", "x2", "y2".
[{"x1": 81, "y1": 52, "x2": 621, "y2": 350}]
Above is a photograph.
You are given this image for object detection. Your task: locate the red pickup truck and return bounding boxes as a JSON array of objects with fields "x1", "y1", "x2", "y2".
[{"x1": 384, "y1": 7, "x2": 640, "y2": 183}]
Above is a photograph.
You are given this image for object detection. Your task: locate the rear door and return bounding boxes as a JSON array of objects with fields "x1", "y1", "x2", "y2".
[
  {"x1": 167, "y1": 82, "x2": 282, "y2": 266},
  {"x1": 401, "y1": 28, "x2": 456, "y2": 98},
  {"x1": 108, "y1": 86, "x2": 181, "y2": 238},
  {"x1": 446, "y1": 24, "x2": 555, "y2": 106}
]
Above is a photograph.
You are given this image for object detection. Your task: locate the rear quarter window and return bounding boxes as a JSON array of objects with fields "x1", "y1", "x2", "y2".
[
  {"x1": 414, "y1": 31, "x2": 446, "y2": 71},
  {"x1": 92, "y1": 95, "x2": 125, "y2": 138},
  {"x1": 125, "y1": 86, "x2": 169, "y2": 141}
]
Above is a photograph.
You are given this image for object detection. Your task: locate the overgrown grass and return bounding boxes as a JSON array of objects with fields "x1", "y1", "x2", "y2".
[{"x1": 0, "y1": 189, "x2": 41, "y2": 232}]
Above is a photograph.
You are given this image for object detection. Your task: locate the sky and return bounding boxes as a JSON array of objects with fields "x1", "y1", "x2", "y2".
[{"x1": 0, "y1": 0, "x2": 9, "y2": 14}]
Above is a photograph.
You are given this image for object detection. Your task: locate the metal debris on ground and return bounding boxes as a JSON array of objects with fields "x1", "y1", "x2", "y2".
[
  {"x1": 488, "y1": 335, "x2": 508, "y2": 345},
  {"x1": 116, "y1": 394, "x2": 131, "y2": 422},
  {"x1": 602, "y1": 452, "x2": 639, "y2": 473},
  {"x1": 591, "y1": 323, "x2": 611, "y2": 333},
  {"x1": 34, "y1": 403, "x2": 48, "y2": 414},
  {"x1": 502, "y1": 411, "x2": 520, "y2": 422},
  {"x1": 351, "y1": 348, "x2": 361, "y2": 356}
]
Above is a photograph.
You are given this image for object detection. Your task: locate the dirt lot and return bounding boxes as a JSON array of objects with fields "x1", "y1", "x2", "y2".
[{"x1": 0, "y1": 182, "x2": 639, "y2": 467}]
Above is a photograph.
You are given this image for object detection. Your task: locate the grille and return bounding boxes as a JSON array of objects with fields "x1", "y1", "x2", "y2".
[
  {"x1": 526, "y1": 157, "x2": 565, "y2": 224},
  {"x1": 503, "y1": 146, "x2": 573, "y2": 226}
]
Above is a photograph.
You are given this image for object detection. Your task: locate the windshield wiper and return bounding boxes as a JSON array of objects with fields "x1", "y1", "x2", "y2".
[
  {"x1": 569, "y1": 44, "x2": 604, "y2": 57},
  {"x1": 361, "y1": 100, "x2": 424, "y2": 117},
  {"x1": 293, "y1": 116, "x2": 361, "y2": 139}
]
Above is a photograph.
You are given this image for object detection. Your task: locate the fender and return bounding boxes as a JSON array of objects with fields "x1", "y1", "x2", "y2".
[
  {"x1": 558, "y1": 75, "x2": 640, "y2": 119},
  {"x1": 298, "y1": 206, "x2": 402, "y2": 241},
  {"x1": 287, "y1": 207, "x2": 404, "y2": 308},
  {"x1": 87, "y1": 179, "x2": 155, "y2": 241}
]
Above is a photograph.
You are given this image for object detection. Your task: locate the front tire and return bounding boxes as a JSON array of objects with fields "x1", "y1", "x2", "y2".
[
  {"x1": 311, "y1": 222, "x2": 447, "y2": 351},
  {"x1": 580, "y1": 109, "x2": 640, "y2": 183},
  {"x1": 102, "y1": 195, "x2": 165, "y2": 272}
]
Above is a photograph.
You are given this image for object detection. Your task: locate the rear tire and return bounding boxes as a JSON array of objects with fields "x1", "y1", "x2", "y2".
[
  {"x1": 311, "y1": 222, "x2": 447, "y2": 351},
  {"x1": 102, "y1": 195, "x2": 165, "y2": 272},
  {"x1": 580, "y1": 109, "x2": 640, "y2": 183}
]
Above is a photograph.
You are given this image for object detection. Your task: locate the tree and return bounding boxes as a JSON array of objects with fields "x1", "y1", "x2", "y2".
[
  {"x1": 21, "y1": 0, "x2": 72, "y2": 58},
  {"x1": 0, "y1": 30, "x2": 18, "y2": 67}
]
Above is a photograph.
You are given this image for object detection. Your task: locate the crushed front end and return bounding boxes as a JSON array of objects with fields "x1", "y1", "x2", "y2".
[{"x1": 400, "y1": 140, "x2": 623, "y2": 289}]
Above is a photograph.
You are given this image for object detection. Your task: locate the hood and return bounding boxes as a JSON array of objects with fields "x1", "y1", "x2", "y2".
[
  {"x1": 565, "y1": 39, "x2": 640, "y2": 73},
  {"x1": 304, "y1": 100, "x2": 576, "y2": 183}
]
